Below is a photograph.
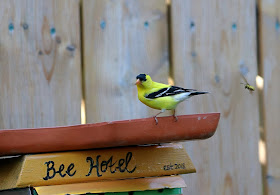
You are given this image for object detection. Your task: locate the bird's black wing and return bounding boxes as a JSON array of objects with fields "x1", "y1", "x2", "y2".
[{"x1": 145, "y1": 86, "x2": 196, "y2": 99}]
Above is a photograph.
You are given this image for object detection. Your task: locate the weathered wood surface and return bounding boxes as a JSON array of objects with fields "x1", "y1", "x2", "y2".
[
  {"x1": 267, "y1": 175, "x2": 280, "y2": 195},
  {"x1": 259, "y1": 0, "x2": 280, "y2": 194},
  {"x1": 82, "y1": 0, "x2": 169, "y2": 123},
  {"x1": 170, "y1": 0, "x2": 262, "y2": 194},
  {"x1": 0, "y1": 0, "x2": 81, "y2": 129},
  {"x1": 0, "y1": 144, "x2": 194, "y2": 189}
]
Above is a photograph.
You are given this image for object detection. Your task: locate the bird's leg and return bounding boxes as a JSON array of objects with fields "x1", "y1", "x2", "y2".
[
  {"x1": 173, "y1": 109, "x2": 178, "y2": 122},
  {"x1": 154, "y1": 109, "x2": 166, "y2": 125}
]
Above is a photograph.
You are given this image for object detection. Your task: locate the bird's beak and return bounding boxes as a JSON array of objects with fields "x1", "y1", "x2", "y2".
[{"x1": 135, "y1": 79, "x2": 141, "y2": 85}]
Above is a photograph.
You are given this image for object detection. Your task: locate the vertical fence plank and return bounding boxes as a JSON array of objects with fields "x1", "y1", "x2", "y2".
[
  {"x1": 0, "y1": 0, "x2": 81, "y2": 129},
  {"x1": 259, "y1": 0, "x2": 280, "y2": 194},
  {"x1": 171, "y1": 0, "x2": 262, "y2": 194},
  {"x1": 82, "y1": 0, "x2": 169, "y2": 123}
]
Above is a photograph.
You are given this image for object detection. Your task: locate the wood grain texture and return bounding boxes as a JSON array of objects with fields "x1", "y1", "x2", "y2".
[
  {"x1": 259, "y1": 0, "x2": 280, "y2": 194},
  {"x1": 267, "y1": 177, "x2": 280, "y2": 195},
  {"x1": 0, "y1": 0, "x2": 81, "y2": 129},
  {"x1": 35, "y1": 176, "x2": 186, "y2": 194},
  {"x1": 259, "y1": 0, "x2": 280, "y2": 178},
  {"x1": 82, "y1": 0, "x2": 169, "y2": 123},
  {"x1": 0, "y1": 144, "x2": 194, "y2": 189},
  {"x1": 171, "y1": 0, "x2": 262, "y2": 194}
]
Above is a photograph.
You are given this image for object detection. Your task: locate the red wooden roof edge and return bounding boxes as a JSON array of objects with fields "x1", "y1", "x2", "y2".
[{"x1": 0, "y1": 113, "x2": 220, "y2": 156}]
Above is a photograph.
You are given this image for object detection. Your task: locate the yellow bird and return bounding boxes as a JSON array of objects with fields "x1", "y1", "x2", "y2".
[{"x1": 135, "y1": 74, "x2": 208, "y2": 124}]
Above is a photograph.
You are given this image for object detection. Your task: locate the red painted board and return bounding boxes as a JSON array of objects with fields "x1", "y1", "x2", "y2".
[{"x1": 0, "y1": 113, "x2": 220, "y2": 156}]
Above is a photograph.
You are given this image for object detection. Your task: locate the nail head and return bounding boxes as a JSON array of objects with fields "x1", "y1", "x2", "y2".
[
  {"x1": 100, "y1": 20, "x2": 106, "y2": 29},
  {"x1": 232, "y1": 23, "x2": 237, "y2": 31},
  {"x1": 50, "y1": 27, "x2": 56, "y2": 35},
  {"x1": 22, "y1": 23, "x2": 29, "y2": 30},
  {"x1": 144, "y1": 21, "x2": 149, "y2": 28},
  {"x1": 215, "y1": 75, "x2": 220, "y2": 83},
  {"x1": 8, "y1": 23, "x2": 14, "y2": 33},
  {"x1": 275, "y1": 19, "x2": 280, "y2": 31}
]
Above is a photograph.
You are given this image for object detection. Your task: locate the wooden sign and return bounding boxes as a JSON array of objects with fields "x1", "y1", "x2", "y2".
[{"x1": 0, "y1": 144, "x2": 195, "y2": 190}]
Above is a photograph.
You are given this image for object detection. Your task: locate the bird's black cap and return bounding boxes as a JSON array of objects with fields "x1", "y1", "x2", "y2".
[{"x1": 136, "y1": 74, "x2": 147, "y2": 81}]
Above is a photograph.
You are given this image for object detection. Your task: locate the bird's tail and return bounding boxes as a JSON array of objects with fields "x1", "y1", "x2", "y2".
[{"x1": 190, "y1": 91, "x2": 209, "y2": 97}]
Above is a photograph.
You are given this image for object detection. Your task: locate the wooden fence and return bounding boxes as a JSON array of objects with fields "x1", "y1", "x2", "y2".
[{"x1": 0, "y1": 0, "x2": 279, "y2": 194}]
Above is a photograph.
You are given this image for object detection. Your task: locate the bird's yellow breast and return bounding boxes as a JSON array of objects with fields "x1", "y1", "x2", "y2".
[
  {"x1": 136, "y1": 81, "x2": 180, "y2": 110},
  {"x1": 138, "y1": 93, "x2": 178, "y2": 110}
]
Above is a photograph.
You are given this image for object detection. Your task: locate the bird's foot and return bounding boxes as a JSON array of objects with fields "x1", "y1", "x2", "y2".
[
  {"x1": 173, "y1": 115, "x2": 178, "y2": 122},
  {"x1": 154, "y1": 116, "x2": 158, "y2": 125}
]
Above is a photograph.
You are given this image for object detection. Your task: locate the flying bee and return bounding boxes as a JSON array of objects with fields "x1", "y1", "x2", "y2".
[
  {"x1": 240, "y1": 74, "x2": 255, "y2": 92},
  {"x1": 240, "y1": 82, "x2": 255, "y2": 91}
]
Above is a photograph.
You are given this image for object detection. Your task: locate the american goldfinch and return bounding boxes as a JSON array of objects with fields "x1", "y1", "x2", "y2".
[{"x1": 135, "y1": 74, "x2": 208, "y2": 124}]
